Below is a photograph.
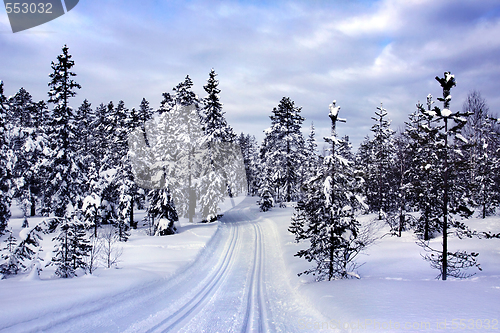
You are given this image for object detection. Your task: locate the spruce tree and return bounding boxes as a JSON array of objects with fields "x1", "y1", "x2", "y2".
[
  {"x1": 461, "y1": 91, "x2": 499, "y2": 218},
  {"x1": 0, "y1": 230, "x2": 20, "y2": 277},
  {"x1": 414, "y1": 72, "x2": 478, "y2": 280},
  {"x1": 50, "y1": 216, "x2": 90, "y2": 278},
  {"x1": 202, "y1": 69, "x2": 236, "y2": 142},
  {"x1": 43, "y1": 45, "x2": 82, "y2": 217},
  {"x1": 369, "y1": 104, "x2": 396, "y2": 219},
  {"x1": 10, "y1": 88, "x2": 47, "y2": 219},
  {"x1": 73, "y1": 99, "x2": 94, "y2": 199},
  {"x1": 290, "y1": 101, "x2": 366, "y2": 280},
  {"x1": 261, "y1": 97, "x2": 305, "y2": 205},
  {"x1": 14, "y1": 223, "x2": 45, "y2": 272},
  {"x1": 0, "y1": 81, "x2": 12, "y2": 234},
  {"x1": 199, "y1": 69, "x2": 235, "y2": 220},
  {"x1": 238, "y1": 133, "x2": 260, "y2": 195},
  {"x1": 404, "y1": 96, "x2": 442, "y2": 240}
]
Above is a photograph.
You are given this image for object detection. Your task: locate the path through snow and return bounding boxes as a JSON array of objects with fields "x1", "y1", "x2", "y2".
[{"x1": 1, "y1": 197, "x2": 330, "y2": 333}]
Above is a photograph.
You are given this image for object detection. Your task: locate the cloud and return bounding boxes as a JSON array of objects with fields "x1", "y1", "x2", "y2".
[{"x1": 1, "y1": 0, "x2": 499, "y2": 149}]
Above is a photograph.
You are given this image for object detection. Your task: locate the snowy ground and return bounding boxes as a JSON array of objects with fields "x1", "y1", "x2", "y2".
[
  {"x1": 1, "y1": 197, "x2": 499, "y2": 332},
  {"x1": 0, "y1": 196, "x2": 242, "y2": 332},
  {"x1": 271, "y1": 205, "x2": 500, "y2": 332}
]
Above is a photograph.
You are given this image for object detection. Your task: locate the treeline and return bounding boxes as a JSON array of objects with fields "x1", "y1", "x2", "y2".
[
  {"x1": 0, "y1": 45, "x2": 241, "y2": 278},
  {"x1": 244, "y1": 72, "x2": 500, "y2": 281}
]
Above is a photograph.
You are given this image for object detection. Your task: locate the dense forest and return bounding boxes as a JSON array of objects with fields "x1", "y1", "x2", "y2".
[{"x1": 1, "y1": 46, "x2": 499, "y2": 281}]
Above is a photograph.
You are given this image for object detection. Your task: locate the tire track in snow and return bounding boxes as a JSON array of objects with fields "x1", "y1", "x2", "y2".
[
  {"x1": 241, "y1": 222, "x2": 273, "y2": 333},
  {"x1": 144, "y1": 222, "x2": 240, "y2": 333}
]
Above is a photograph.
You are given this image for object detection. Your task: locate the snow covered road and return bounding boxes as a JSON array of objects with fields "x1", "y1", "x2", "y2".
[{"x1": 2, "y1": 197, "x2": 328, "y2": 333}]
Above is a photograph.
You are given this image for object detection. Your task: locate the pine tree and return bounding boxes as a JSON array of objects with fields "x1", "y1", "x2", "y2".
[
  {"x1": 392, "y1": 130, "x2": 412, "y2": 237},
  {"x1": 42, "y1": 45, "x2": 82, "y2": 217},
  {"x1": 257, "y1": 177, "x2": 274, "y2": 212},
  {"x1": 198, "y1": 69, "x2": 238, "y2": 220},
  {"x1": 73, "y1": 99, "x2": 94, "y2": 200},
  {"x1": 303, "y1": 123, "x2": 319, "y2": 181},
  {"x1": 261, "y1": 97, "x2": 305, "y2": 205},
  {"x1": 49, "y1": 216, "x2": 90, "y2": 278},
  {"x1": 413, "y1": 72, "x2": 479, "y2": 280},
  {"x1": 171, "y1": 76, "x2": 203, "y2": 222},
  {"x1": 404, "y1": 96, "x2": 442, "y2": 240},
  {"x1": 291, "y1": 101, "x2": 366, "y2": 281},
  {"x1": 238, "y1": 133, "x2": 260, "y2": 195},
  {"x1": 202, "y1": 69, "x2": 236, "y2": 143},
  {"x1": 0, "y1": 230, "x2": 20, "y2": 277},
  {"x1": 369, "y1": 104, "x2": 396, "y2": 218},
  {"x1": 148, "y1": 171, "x2": 178, "y2": 235},
  {"x1": 14, "y1": 222, "x2": 45, "y2": 272},
  {"x1": 10, "y1": 88, "x2": 47, "y2": 220},
  {"x1": 461, "y1": 91, "x2": 499, "y2": 218},
  {"x1": 0, "y1": 81, "x2": 12, "y2": 234}
]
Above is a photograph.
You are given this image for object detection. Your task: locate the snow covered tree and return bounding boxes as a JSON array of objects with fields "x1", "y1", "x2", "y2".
[
  {"x1": 147, "y1": 174, "x2": 178, "y2": 235},
  {"x1": 370, "y1": 104, "x2": 396, "y2": 218},
  {"x1": 461, "y1": 91, "x2": 500, "y2": 218},
  {"x1": 0, "y1": 230, "x2": 20, "y2": 278},
  {"x1": 14, "y1": 222, "x2": 46, "y2": 273},
  {"x1": 290, "y1": 101, "x2": 366, "y2": 281},
  {"x1": 257, "y1": 177, "x2": 274, "y2": 212},
  {"x1": 73, "y1": 99, "x2": 94, "y2": 199},
  {"x1": 357, "y1": 104, "x2": 396, "y2": 219},
  {"x1": 202, "y1": 69, "x2": 236, "y2": 143},
  {"x1": 403, "y1": 96, "x2": 443, "y2": 240},
  {"x1": 0, "y1": 81, "x2": 12, "y2": 234},
  {"x1": 198, "y1": 69, "x2": 238, "y2": 220},
  {"x1": 238, "y1": 133, "x2": 260, "y2": 195},
  {"x1": 42, "y1": 45, "x2": 82, "y2": 217},
  {"x1": 167, "y1": 76, "x2": 203, "y2": 222},
  {"x1": 49, "y1": 215, "x2": 90, "y2": 278},
  {"x1": 391, "y1": 131, "x2": 412, "y2": 237},
  {"x1": 260, "y1": 97, "x2": 305, "y2": 205},
  {"x1": 10, "y1": 88, "x2": 47, "y2": 220},
  {"x1": 303, "y1": 123, "x2": 319, "y2": 181},
  {"x1": 412, "y1": 72, "x2": 478, "y2": 280}
]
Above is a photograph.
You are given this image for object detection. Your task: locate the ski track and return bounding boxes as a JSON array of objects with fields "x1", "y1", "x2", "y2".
[{"x1": 1, "y1": 197, "x2": 331, "y2": 333}]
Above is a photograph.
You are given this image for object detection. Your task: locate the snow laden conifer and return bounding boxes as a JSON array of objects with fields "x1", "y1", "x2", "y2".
[
  {"x1": 73, "y1": 99, "x2": 94, "y2": 199},
  {"x1": 9, "y1": 88, "x2": 48, "y2": 222},
  {"x1": 199, "y1": 69, "x2": 238, "y2": 221},
  {"x1": 0, "y1": 81, "x2": 12, "y2": 234},
  {"x1": 260, "y1": 97, "x2": 305, "y2": 205},
  {"x1": 257, "y1": 175, "x2": 274, "y2": 212},
  {"x1": 0, "y1": 229, "x2": 20, "y2": 278},
  {"x1": 404, "y1": 95, "x2": 443, "y2": 240},
  {"x1": 370, "y1": 104, "x2": 396, "y2": 219},
  {"x1": 49, "y1": 215, "x2": 91, "y2": 278},
  {"x1": 13, "y1": 221, "x2": 47, "y2": 276},
  {"x1": 303, "y1": 123, "x2": 319, "y2": 181},
  {"x1": 42, "y1": 45, "x2": 82, "y2": 217},
  {"x1": 461, "y1": 91, "x2": 500, "y2": 218},
  {"x1": 238, "y1": 133, "x2": 260, "y2": 196},
  {"x1": 290, "y1": 101, "x2": 366, "y2": 281},
  {"x1": 412, "y1": 72, "x2": 482, "y2": 280}
]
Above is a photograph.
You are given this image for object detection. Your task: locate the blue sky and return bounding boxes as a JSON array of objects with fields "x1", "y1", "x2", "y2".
[{"x1": 1, "y1": 0, "x2": 500, "y2": 148}]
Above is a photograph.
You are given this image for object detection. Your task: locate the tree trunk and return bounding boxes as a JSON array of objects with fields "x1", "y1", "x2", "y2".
[
  {"x1": 130, "y1": 197, "x2": 135, "y2": 229},
  {"x1": 30, "y1": 195, "x2": 36, "y2": 216},
  {"x1": 442, "y1": 118, "x2": 449, "y2": 281}
]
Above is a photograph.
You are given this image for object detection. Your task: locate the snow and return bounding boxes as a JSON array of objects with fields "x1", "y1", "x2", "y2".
[
  {"x1": 329, "y1": 101, "x2": 340, "y2": 118},
  {"x1": 0, "y1": 198, "x2": 229, "y2": 330},
  {"x1": 273, "y1": 205, "x2": 500, "y2": 332},
  {"x1": 455, "y1": 133, "x2": 468, "y2": 144},
  {"x1": 441, "y1": 108, "x2": 452, "y2": 117},
  {"x1": 1, "y1": 197, "x2": 499, "y2": 332}
]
